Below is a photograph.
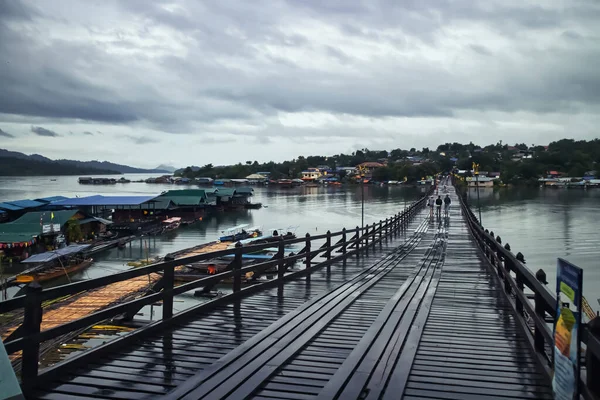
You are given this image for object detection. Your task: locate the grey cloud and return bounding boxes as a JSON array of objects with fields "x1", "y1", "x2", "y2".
[
  {"x1": 83, "y1": 131, "x2": 94, "y2": 135},
  {"x1": 0, "y1": 128, "x2": 15, "y2": 138},
  {"x1": 125, "y1": 135, "x2": 160, "y2": 145},
  {"x1": 470, "y1": 44, "x2": 492, "y2": 56},
  {"x1": 0, "y1": 0, "x2": 598, "y2": 147},
  {"x1": 31, "y1": 126, "x2": 59, "y2": 137}
]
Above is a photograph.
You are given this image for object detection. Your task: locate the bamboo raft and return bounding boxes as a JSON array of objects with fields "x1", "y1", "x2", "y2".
[{"x1": 0, "y1": 239, "x2": 236, "y2": 371}]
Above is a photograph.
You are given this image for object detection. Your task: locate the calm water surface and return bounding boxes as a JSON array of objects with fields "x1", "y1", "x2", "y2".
[
  {"x1": 467, "y1": 186, "x2": 600, "y2": 307},
  {"x1": 1, "y1": 176, "x2": 598, "y2": 311},
  {"x1": 0, "y1": 174, "x2": 423, "y2": 310}
]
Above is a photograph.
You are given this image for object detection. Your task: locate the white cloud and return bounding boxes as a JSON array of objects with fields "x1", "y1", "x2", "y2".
[{"x1": 0, "y1": 0, "x2": 598, "y2": 168}]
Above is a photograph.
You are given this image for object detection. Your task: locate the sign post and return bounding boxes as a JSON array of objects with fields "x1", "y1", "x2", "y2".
[{"x1": 552, "y1": 258, "x2": 583, "y2": 400}]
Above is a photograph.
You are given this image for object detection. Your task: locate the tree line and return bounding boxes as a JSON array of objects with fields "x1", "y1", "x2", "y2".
[{"x1": 176, "y1": 138, "x2": 600, "y2": 184}]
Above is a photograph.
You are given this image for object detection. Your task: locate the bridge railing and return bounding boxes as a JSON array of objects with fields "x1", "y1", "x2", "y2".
[
  {"x1": 1, "y1": 188, "x2": 433, "y2": 387},
  {"x1": 458, "y1": 189, "x2": 600, "y2": 399}
]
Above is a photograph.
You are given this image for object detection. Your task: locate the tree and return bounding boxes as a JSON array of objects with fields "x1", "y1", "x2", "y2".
[{"x1": 64, "y1": 219, "x2": 83, "y2": 244}]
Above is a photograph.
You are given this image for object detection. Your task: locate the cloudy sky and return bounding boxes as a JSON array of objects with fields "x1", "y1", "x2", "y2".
[{"x1": 0, "y1": 0, "x2": 599, "y2": 168}]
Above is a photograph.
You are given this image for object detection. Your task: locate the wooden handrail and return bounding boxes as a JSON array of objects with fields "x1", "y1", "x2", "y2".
[
  {"x1": 2, "y1": 187, "x2": 434, "y2": 385},
  {"x1": 457, "y1": 184, "x2": 600, "y2": 399}
]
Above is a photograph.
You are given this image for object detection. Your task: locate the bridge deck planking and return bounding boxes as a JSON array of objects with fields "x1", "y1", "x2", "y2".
[
  {"x1": 30, "y1": 186, "x2": 554, "y2": 400},
  {"x1": 30, "y1": 211, "x2": 428, "y2": 400},
  {"x1": 399, "y1": 204, "x2": 553, "y2": 400}
]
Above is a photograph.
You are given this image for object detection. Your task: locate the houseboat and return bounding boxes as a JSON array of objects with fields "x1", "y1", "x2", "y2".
[{"x1": 162, "y1": 217, "x2": 182, "y2": 233}]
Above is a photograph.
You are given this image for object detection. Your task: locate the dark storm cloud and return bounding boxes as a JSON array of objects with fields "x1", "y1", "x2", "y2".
[
  {"x1": 0, "y1": 0, "x2": 598, "y2": 143},
  {"x1": 31, "y1": 126, "x2": 59, "y2": 137},
  {"x1": 0, "y1": 128, "x2": 15, "y2": 138}
]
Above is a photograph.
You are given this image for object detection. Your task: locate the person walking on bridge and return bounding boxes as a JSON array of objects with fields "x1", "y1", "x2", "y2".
[
  {"x1": 427, "y1": 196, "x2": 435, "y2": 218},
  {"x1": 435, "y1": 196, "x2": 443, "y2": 218},
  {"x1": 444, "y1": 194, "x2": 451, "y2": 217}
]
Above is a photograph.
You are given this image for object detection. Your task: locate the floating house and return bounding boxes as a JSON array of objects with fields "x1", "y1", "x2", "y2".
[
  {"x1": 0, "y1": 210, "x2": 111, "y2": 261},
  {"x1": 153, "y1": 189, "x2": 216, "y2": 223},
  {"x1": 0, "y1": 199, "x2": 46, "y2": 221},
  {"x1": 215, "y1": 187, "x2": 254, "y2": 209}
]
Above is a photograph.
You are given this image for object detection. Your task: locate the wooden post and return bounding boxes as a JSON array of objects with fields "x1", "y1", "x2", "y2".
[
  {"x1": 305, "y1": 233, "x2": 311, "y2": 281},
  {"x1": 378, "y1": 220, "x2": 383, "y2": 244},
  {"x1": 587, "y1": 318, "x2": 600, "y2": 396},
  {"x1": 325, "y1": 230, "x2": 332, "y2": 262},
  {"x1": 364, "y1": 224, "x2": 369, "y2": 253},
  {"x1": 341, "y1": 228, "x2": 347, "y2": 258},
  {"x1": 277, "y1": 237, "x2": 285, "y2": 280},
  {"x1": 374, "y1": 222, "x2": 378, "y2": 249},
  {"x1": 533, "y1": 293, "x2": 546, "y2": 355},
  {"x1": 384, "y1": 217, "x2": 389, "y2": 239},
  {"x1": 21, "y1": 281, "x2": 43, "y2": 385},
  {"x1": 355, "y1": 226, "x2": 360, "y2": 258},
  {"x1": 233, "y1": 241, "x2": 242, "y2": 293},
  {"x1": 515, "y1": 266, "x2": 524, "y2": 316},
  {"x1": 162, "y1": 255, "x2": 175, "y2": 319}
]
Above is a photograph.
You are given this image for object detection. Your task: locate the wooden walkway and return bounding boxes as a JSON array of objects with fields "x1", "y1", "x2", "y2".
[{"x1": 28, "y1": 188, "x2": 553, "y2": 400}]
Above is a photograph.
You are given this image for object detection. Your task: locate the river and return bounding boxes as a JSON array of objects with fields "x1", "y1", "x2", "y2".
[{"x1": 0, "y1": 175, "x2": 598, "y2": 310}]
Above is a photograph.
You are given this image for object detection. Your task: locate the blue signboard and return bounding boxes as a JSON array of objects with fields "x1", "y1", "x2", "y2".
[{"x1": 552, "y1": 258, "x2": 583, "y2": 400}]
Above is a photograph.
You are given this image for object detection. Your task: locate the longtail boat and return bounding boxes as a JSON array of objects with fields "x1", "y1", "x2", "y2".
[{"x1": 12, "y1": 244, "x2": 93, "y2": 285}]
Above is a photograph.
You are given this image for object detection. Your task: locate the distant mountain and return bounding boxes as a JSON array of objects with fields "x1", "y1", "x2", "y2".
[
  {"x1": 0, "y1": 156, "x2": 119, "y2": 176},
  {"x1": 55, "y1": 159, "x2": 170, "y2": 174},
  {"x1": 156, "y1": 164, "x2": 177, "y2": 173},
  {"x1": 0, "y1": 149, "x2": 171, "y2": 176}
]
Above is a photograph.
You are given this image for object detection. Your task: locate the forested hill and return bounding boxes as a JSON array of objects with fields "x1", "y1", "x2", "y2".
[
  {"x1": 0, "y1": 156, "x2": 120, "y2": 176},
  {"x1": 0, "y1": 149, "x2": 171, "y2": 176}
]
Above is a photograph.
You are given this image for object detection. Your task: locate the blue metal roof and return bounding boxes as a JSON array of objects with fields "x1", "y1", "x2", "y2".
[
  {"x1": 22, "y1": 244, "x2": 91, "y2": 264},
  {"x1": 53, "y1": 195, "x2": 158, "y2": 206},
  {"x1": 35, "y1": 196, "x2": 70, "y2": 203},
  {"x1": 6, "y1": 199, "x2": 45, "y2": 208},
  {"x1": 0, "y1": 202, "x2": 24, "y2": 211}
]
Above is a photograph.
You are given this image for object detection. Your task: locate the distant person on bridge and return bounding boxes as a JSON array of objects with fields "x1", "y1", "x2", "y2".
[
  {"x1": 427, "y1": 196, "x2": 435, "y2": 218},
  {"x1": 444, "y1": 194, "x2": 451, "y2": 217},
  {"x1": 435, "y1": 196, "x2": 442, "y2": 217}
]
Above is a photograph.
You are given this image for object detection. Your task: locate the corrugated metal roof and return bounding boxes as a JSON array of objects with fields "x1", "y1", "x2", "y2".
[
  {"x1": 7, "y1": 199, "x2": 45, "y2": 208},
  {"x1": 35, "y1": 196, "x2": 70, "y2": 203},
  {"x1": 53, "y1": 195, "x2": 158, "y2": 206},
  {"x1": 77, "y1": 217, "x2": 113, "y2": 225},
  {"x1": 165, "y1": 196, "x2": 206, "y2": 206},
  {"x1": 0, "y1": 202, "x2": 24, "y2": 211},
  {"x1": 0, "y1": 210, "x2": 78, "y2": 243},
  {"x1": 235, "y1": 187, "x2": 254, "y2": 195},
  {"x1": 216, "y1": 188, "x2": 236, "y2": 197},
  {"x1": 22, "y1": 244, "x2": 91, "y2": 263},
  {"x1": 160, "y1": 190, "x2": 208, "y2": 198},
  {"x1": 13, "y1": 210, "x2": 78, "y2": 224}
]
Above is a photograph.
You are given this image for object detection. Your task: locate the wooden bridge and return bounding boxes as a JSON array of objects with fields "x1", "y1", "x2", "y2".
[{"x1": 1, "y1": 183, "x2": 599, "y2": 399}]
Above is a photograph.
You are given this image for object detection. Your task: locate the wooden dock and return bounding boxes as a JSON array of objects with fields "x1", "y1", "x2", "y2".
[{"x1": 4, "y1": 185, "x2": 598, "y2": 400}]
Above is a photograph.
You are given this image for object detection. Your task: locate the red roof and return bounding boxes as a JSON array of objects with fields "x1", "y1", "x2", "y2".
[
  {"x1": 358, "y1": 162, "x2": 384, "y2": 168},
  {"x1": 548, "y1": 170, "x2": 560, "y2": 175}
]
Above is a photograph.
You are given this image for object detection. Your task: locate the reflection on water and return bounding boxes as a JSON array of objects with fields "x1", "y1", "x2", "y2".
[
  {"x1": 472, "y1": 186, "x2": 600, "y2": 305},
  {"x1": 0, "y1": 174, "x2": 422, "y2": 302},
  {"x1": 1, "y1": 176, "x2": 599, "y2": 309}
]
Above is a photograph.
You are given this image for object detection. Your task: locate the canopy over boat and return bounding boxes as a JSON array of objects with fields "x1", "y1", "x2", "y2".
[
  {"x1": 163, "y1": 217, "x2": 182, "y2": 224},
  {"x1": 22, "y1": 244, "x2": 91, "y2": 264},
  {"x1": 221, "y1": 224, "x2": 249, "y2": 233}
]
